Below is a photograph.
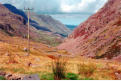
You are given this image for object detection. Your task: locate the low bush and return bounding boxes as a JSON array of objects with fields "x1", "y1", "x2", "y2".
[
  {"x1": 0, "y1": 76, "x2": 6, "y2": 80},
  {"x1": 83, "y1": 77, "x2": 94, "y2": 80},
  {"x1": 41, "y1": 73, "x2": 54, "y2": 80},
  {"x1": 52, "y1": 56, "x2": 67, "y2": 80},
  {"x1": 66, "y1": 73, "x2": 78, "y2": 80}
]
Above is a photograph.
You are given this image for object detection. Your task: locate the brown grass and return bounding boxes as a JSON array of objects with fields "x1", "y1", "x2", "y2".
[
  {"x1": 78, "y1": 62, "x2": 97, "y2": 77},
  {"x1": 0, "y1": 36, "x2": 121, "y2": 80}
]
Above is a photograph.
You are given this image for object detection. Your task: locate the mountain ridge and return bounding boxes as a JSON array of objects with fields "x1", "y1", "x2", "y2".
[
  {"x1": 30, "y1": 13, "x2": 71, "y2": 37},
  {"x1": 3, "y1": 4, "x2": 71, "y2": 37},
  {"x1": 0, "y1": 3, "x2": 71, "y2": 46}
]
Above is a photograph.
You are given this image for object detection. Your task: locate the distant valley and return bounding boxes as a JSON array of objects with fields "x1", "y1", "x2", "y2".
[
  {"x1": 3, "y1": 4, "x2": 72, "y2": 46},
  {"x1": 66, "y1": 25, "x2": 77, "y2": 30}
]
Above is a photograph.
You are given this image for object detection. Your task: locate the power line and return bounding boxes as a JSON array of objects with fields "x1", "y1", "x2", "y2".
[{"x1": 24, "y1": 8, "x2": 33, "y2": 56}]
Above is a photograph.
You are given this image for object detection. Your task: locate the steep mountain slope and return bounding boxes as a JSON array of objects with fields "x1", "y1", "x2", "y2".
[
  {"x1": 0, "y1": 3, "x2": 27, "y2": 37},
  {"x1": 3, "y1": 4, "x2": 71, "y2": 37},
  {"x1": 58, "y1": 0, "x2": 121, "y2": 59},
  {"x1": 3, "y1": 4, "x2": 28, "y2": 21},
  {"x1": 0, "y1": 3, "x2": 41, "y2": 40},
  {"x1": 30, "y1": 13, "x2": 71, "y2": 37},
  {"x1": 0, "y1": 3, "x2": 64, "y2": 46}
]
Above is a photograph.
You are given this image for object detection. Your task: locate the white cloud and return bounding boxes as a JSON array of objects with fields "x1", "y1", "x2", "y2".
[
  {"x1": 60, "y1": 0, "x2": 108, "y2": 13},
  {"x1": 94, "y1": 0, "x2": 107, "y2": 12},
  {"x1": 0, "y1": 0, "x2": 108, "y2": 13}
]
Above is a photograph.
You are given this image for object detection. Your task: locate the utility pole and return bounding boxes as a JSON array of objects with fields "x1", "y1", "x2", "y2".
[{"x1": 24, "y1": 8, "x2": 33, "y2": 56}]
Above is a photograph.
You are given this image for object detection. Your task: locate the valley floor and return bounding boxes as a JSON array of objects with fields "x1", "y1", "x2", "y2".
[{"x1": 0, "y1": 35, "x2": 121, "y2": 80}]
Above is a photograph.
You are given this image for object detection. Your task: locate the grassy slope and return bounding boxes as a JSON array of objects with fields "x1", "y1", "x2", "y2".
[
  {"x1": 34, "y1": 30, "x2": 63, "y2": 47},
  {"x1": 29, "y1": 16, "x2": 64, "y2": 47},
  {"x1": 0, "y1": 33, "x2": 121, "y2": 80}
]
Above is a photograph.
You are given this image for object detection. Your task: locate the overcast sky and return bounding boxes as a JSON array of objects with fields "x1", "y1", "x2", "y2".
[{"x1": 0, "y1": 0, "x2": 108, "y2": 13}]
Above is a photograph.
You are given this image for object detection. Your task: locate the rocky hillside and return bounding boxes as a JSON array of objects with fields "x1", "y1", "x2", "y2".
[
  {"x1": 30, "y1": 13, "x2": 71, "y2": 37},
  {"x1": 0, "y1": 3, "x2": 42, "y2": 40},
  {"x1": 3, "y1": 4, "x2": 28, "y2": 21},
  {"x1": 3, "y1": 4, "x2": 71, "y2": 37},
  {"x1": 0, "y1": 3, "x2": 27, "y2": 37},
  {"x1": 58, "y1": 0, "x2": 121, "y2": 60},
  {"x1": 0, "y1": 3, "x2": 64, "y2": 46}
]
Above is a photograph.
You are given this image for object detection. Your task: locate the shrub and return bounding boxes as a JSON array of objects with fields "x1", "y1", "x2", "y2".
[
  {"x1": 52, "y1": 56, "x2": 67, "y2": 80},
  {"x1": 41, "y1": 73, "x2": 54, "y2": 80},
  {"x1": 66, "y1": 73, "x2": 78, "y2": 80},
  {"x1": 0, "y1": 76, "x2": 6, "y2": 80}
]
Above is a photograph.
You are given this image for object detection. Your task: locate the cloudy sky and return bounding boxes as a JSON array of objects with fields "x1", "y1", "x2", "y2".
[{"x1": 0, "y1": 0, "x2": 108, "y2": 13}]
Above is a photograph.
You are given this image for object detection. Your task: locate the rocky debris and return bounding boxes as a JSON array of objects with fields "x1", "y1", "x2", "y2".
[
  {"x1": 22, "y1": 74, "x2": 40, "y2": 80},
  {"x1": 5, "y1": 52, "x2": 10, "y2": 56},
  {"x1": 0, "y1": 72, "x2": 22, "y2": 80},
  {"x1": 11, "y1": 77, "x2": 21, "y2": 80},
  {"x1": 115, "y1": 73, "x2": 121, "y2": 80},
  {"x1": 23, "y1": 48, "x2": 28, "y2": 52},
  {"x1": 8, "y1": 76, "x2": 21, "y2": 80},
  {"x1": 0, "y1": 71, "x2": 6, "y2": 76},
  {"x1": 5, "y1": 73, "x2": 12, "y2": 79},
  {"x1": 115, "y1": 71, "x2": 121, "y2": 80},
  {"x1": 27, "y1": 62, "x2": 32, "y2": 67}
]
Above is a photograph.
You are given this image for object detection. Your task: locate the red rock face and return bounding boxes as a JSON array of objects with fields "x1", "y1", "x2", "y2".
[{"x1": 58, "y1": 0, "x2": 121, "y2": 59}]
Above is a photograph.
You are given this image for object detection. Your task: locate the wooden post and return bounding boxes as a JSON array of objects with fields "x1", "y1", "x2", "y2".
[{"x1": 24, "y1": 8, "x2": 33, "y2": 56}]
